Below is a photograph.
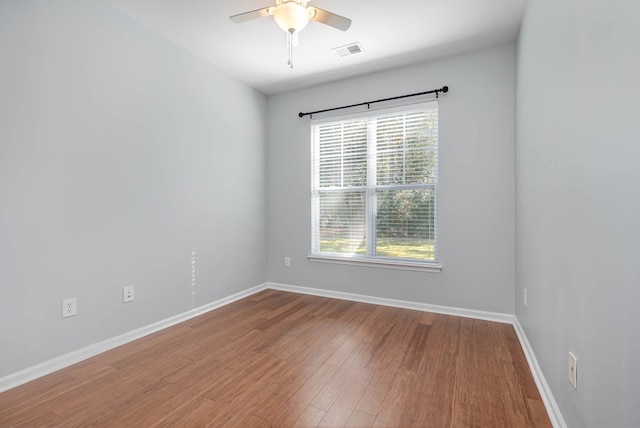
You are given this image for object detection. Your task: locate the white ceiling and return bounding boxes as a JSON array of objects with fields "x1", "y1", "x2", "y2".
[{"x1": 105, "y1": 0, "x2": 527, "y2": 95}]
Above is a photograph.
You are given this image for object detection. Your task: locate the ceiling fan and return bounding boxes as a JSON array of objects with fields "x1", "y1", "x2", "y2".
[{"x1": 230, "y1": 0, "x2": 352, "y2": 68}]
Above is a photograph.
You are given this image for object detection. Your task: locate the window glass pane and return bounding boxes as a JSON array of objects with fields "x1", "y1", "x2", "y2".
[
  {"x1": 317, "y1": 120, "x2": 367, "y2": 188},
  {"x1": 376, "y1": 188, "x2": 436, "y2": 261},
  {"x1": 319, "y1": 191, "x2": 366, "y2": 255},
  {"x1": 377, "y1": 110, "x2": 438, "y2": 185}
]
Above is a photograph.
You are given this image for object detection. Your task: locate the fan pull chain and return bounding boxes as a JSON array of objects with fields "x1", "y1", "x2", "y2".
[{"x1": 287, "y1": 29, "x2": 294, "y2": 68}]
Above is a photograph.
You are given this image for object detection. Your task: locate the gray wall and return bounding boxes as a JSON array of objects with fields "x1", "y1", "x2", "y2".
[
  {"x1": 267, "y1": 44, "x2": 516, "y2": 314},
  {"x1": 516, "y1": 0, "x2": 640, "y2": 426},
  {"x1": 0, "y1": 0, "x2": 267, "y2": 377}
]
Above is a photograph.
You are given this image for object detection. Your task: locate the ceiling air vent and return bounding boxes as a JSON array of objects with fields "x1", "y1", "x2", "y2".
[{"x1": 332, "y1": 42, "x2": 364, "y2": 58}]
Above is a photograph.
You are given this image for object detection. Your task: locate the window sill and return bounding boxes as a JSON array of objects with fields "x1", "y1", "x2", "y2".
[{"x1": 307, "y1": 254, "x2": 443, "y2": 272}]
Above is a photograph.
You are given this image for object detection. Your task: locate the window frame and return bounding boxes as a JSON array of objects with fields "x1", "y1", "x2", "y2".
[{"x1": 308, "y1": 102, "x2": 442, "y2": 272}]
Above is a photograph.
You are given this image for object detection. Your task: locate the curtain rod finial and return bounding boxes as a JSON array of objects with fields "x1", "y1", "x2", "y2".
[{"x1": 442, "y1": 86, "x2": 449, "y2": 93}]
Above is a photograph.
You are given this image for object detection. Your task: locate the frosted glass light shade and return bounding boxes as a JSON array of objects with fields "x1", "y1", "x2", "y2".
[{"x1": 273, "y1": 1, "x2": 311, "y2": 33}]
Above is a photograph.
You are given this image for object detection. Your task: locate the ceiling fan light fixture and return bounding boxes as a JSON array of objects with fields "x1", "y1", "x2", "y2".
[
  {"x1": 273, "y1": 1, "x2": 312, "y2": 33},
  {"x1": 230, "y1": 0, "x2": 352, "y2": 69}
]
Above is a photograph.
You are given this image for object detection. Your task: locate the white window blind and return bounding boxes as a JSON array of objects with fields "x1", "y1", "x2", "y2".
[{"x1": 311, "y1": 102, "x2": 439, "y2": 266}]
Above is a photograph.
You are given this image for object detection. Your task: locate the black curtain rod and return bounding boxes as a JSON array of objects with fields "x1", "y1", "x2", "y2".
[{"x1": 298, "y1": 86, "x2": 448, "y2": 118}]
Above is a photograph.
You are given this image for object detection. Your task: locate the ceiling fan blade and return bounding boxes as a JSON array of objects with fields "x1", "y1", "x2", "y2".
[
  {"x1": 229, "y1": 7, "x2": 273, "y2": 24},
  {"x1": 309, "y1": 7, "x2": 351, "y2": 31}
]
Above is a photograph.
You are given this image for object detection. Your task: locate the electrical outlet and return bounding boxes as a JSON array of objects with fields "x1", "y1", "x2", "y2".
[
  {"x1": 62, "y1": 298, "x2": 77, "y2": 318},
  {"x1": 284, "y1": 257, "x2": 291, "y2": 267},
  {"x1": 523, "y1": 288, "x2": 528, "y2": 307},
  {"x1": 568, "y1": 352, "x2": 578, "y2": 389},
  {"x1": 123, "y1": 285, "x2": 134, "y2": 303}
]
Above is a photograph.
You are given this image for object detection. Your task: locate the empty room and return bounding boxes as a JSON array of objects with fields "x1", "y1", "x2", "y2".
[{"x1": 0, "y1": 0, "x2": 638, "y2": 427}]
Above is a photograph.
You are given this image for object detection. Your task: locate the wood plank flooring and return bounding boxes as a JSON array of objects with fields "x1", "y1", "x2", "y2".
[{"x1": 0, "y1": 290, "x2": 552, "y2": 427}]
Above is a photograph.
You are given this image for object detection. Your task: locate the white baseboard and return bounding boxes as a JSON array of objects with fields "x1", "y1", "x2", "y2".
[
  {"x1": 512, "y1": 318, "x2": 567, "y2": 428},
  {"x1": 0, "y1": 283, "x2": 268, "y2": 393},
  {"x1": 0, "y1": 281, "x2": 566, "y2": 428},
  {"x1": 266, "y1": 281, "x2": 515, "y2": 324}
]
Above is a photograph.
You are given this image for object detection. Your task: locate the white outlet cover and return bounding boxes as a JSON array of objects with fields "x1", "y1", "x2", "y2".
[
  {"x1": 123, "y1": 285, "x2": 135, "y2": 303},
  {"x1": 62, "y1": 298, "x2": 77, "y2": 318}
]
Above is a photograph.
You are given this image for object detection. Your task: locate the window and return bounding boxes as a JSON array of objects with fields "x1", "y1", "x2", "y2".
[{"x1": 310, "y1": 102, "x2": 440, "y2": 271}]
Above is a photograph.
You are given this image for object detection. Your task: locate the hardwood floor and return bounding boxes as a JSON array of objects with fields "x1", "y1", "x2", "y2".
[{"x1": 0, "y1": 290, "x2": 551, "y2": 427}]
